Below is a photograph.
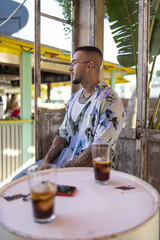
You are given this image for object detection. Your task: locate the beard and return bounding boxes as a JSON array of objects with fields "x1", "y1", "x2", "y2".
[
  {"x1": 72, "y1": 74, "x2": 83, "y2": 85},
  {"x1": 71, "y1": 71, "x2": 84, "y2": 85},
  {"x1": 72, "y1": 78, "x2": 81, "y2": 85}
]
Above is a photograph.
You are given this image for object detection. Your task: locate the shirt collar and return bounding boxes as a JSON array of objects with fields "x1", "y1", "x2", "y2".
[{"x1": 95, "y1": 81, "x2": 108, "y2": 90}]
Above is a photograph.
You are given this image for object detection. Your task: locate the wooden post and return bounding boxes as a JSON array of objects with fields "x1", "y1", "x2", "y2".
[
  {"x1": 111, "y1": 70, "x2": 116, "y2": 90},
  {"x1": 71, "y1": 0, "x2": 80, "y2": 94},
  {"x1": 21, "y1": 52, "x2": 32, "y2": 164},
  {"x1": 72, "y1": 0, "x2": 104, "y2": 93},
  {"x1": 47, "y1": 83, "x2": 51, "y2": 103},
  {"x1": 136, "y1": 0, "x2": 150, "y2": 179},
  {"x1": 34, "y1": 0, "x2": 41, "y2": 162}
]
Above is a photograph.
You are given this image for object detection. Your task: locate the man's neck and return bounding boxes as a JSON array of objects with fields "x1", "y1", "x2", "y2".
[{"x1": 81, "y1": 80, "x2": 100, "y2": 94}]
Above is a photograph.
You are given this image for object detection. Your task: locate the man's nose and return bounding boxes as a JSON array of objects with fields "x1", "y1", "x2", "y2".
[{"x1": 69, "y1": 65, "x2": 73, "y2": 71}]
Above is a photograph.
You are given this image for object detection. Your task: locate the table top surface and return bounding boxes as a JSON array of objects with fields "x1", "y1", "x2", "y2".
[{"x1": 0, "y1": 168, "x2": 159, "y2": 240}]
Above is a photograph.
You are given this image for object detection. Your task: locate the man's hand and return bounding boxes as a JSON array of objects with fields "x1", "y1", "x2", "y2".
[
  {"x1": 63, "y1": 146, "x2": 93, "y2": 168},
  {"x1": 38, "y1": 159, "x2": 49, "y2": 171}
]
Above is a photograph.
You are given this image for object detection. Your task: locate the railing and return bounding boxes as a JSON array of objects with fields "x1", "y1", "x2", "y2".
[
  {"x1": 0, "y1": 120, "x2": 35, "y2": 187},
  {"x1": 0, "y1": 124, "x2": 21, "y2": 184}
]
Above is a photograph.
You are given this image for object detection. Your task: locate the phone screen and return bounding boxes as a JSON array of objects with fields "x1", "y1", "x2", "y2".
[{"x1": 56, "y1": 185, "x2": 77, "y2": 196}]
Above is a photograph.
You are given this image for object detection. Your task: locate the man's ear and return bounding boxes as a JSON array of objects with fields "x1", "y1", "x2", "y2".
[{"x1": 87, "y1": 62, "x2": 95, "y2": 70}]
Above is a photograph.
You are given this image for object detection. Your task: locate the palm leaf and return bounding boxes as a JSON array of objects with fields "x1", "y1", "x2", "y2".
[
  {"x1": 105, "y1": 0, "x2": 138, "y2": 67},
  {"x1": 150, "y1": 0, "x2": 160, "y2": 56},
  {"x1": 148, "y1": 94, "x2": 160, "y2": 129},
  {"x1": 105, "y1": 0, "x2": 160, "y2": 67},
  {"x1": 153, "y1": 115, "x2": 160, "y2": 130}
]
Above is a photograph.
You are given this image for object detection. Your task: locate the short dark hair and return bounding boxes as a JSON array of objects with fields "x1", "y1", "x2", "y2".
[{"x1": 74, "y1": 46, "x2": 103, "y2": 59}]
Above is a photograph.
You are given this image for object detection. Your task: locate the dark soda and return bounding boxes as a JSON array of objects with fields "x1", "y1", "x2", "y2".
[
  {"x1": 31, "y1": 182, "x2": 56, "y2": 221},
  {"x1": 93, "y1": 157, "x2": 111, "y2": 182}
]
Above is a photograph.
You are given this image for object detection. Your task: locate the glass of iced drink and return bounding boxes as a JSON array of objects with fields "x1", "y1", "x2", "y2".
[
  {"x1": 27, "y1": 164, "x2": 57, "y2": 223},
  {"x1": 91, "y1": 144, "x2": 111, "y2": 184}
]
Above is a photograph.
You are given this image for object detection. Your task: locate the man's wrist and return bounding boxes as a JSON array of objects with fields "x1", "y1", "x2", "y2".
[{"x1": 43, "y1": 157, "x2": 50, "y2": 164}]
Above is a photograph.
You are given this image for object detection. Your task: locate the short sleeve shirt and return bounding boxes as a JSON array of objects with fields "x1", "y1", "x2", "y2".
[{"x1": 56, "y1": 82, "x2": 126, "y2": 166}]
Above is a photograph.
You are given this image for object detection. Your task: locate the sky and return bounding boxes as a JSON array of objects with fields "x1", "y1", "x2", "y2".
[
  {"x1": 11, "y1": 0, "x2": 160, "y2": 98},
  {"x1": 12, "y1": 0, "x2": 118, "y2": 63}
]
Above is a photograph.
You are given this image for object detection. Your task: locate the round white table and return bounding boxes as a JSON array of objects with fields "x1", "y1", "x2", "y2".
[{"x1": 0, "y1": 168, "x2": 159, "y2": 240}]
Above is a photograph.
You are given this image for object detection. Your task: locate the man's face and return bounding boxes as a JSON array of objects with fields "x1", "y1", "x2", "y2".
[{"x1": 69, "y1": 51, "x2": 88, "y2": 85}]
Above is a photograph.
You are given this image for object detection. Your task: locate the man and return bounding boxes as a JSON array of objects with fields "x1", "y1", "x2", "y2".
[{"x1": 12, "y1": 46, "x2": 125, "y2": 179}]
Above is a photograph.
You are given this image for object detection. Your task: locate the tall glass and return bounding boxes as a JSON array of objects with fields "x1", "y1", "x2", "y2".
[
  {"x1": 91, "y1": 144, "x2": 111, "y2": 184},
  {"x1": 27, "y1": 164, "x2": 57, "y2": 223}
]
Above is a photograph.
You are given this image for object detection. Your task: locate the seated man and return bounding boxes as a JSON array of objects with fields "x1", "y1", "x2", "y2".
[{"x1": 12, "y1": 46, "x2": 126, "y2": 180}]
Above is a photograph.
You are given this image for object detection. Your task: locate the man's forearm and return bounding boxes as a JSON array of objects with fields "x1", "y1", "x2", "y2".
[
  {"x1": 63, "y1": 146, "x2": 93, "y2": 167},
  {"x1": 44, "y1": 135, "x2": 68, "y2": 164}
]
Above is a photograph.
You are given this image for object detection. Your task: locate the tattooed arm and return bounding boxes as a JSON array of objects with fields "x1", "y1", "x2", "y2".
[
  {"x1": 62, "y1": 146, "x2": 93, "y2": 167},
  {"x1": 39, "y1": 135, "x2": 68, "y2": 170}
]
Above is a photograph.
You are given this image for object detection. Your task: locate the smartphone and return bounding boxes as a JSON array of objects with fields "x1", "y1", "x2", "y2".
[{"x1": 56, "y1": 184, "x2": 77, "y2": 196}]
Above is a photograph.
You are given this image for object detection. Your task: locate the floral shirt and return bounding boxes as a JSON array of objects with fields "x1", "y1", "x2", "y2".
[{"x1": 56, "y1": 82, "x2": 126, "y2": 166}]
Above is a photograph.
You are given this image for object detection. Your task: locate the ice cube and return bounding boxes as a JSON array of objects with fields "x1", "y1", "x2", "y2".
[
  {"x1": 33, "y1": 183, "x2": 55, "y2": 194},
  {"x1": 36, "y1": 198, "x2": 54, "y2": 211}
]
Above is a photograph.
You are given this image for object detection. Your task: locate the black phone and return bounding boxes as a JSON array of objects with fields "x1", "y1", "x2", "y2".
[{"x1": 56, "y1": 184, "x2": 77, "y2": 196}]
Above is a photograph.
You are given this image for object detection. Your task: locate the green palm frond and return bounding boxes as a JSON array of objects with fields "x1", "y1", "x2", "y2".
[
  {"x1": 148, "y1": 94, "x2": 160, "y2": 129},
  {"x1": 105, "y1": 0, "x2": 160, "y2": 68},
  {"x1": 153, "y1": 115, "x2": 160, "y2": 130},
  {"x1": 105, "y1": 0, "x2": 160, "y2": 130},
  {"x1": 105, "y1": 0, "x2": 139, "y2": 68},
  {"x1": 150, "y1": 0, "x2": 160, "y2": 56}
]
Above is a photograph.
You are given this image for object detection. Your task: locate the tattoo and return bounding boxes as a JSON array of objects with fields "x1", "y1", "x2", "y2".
[
  {"x1": 44, "y1": 135, "x2": 67, "y2": 164},
  {"x1": 63, "y1": 146, "x2": 93, "y2": 167}
]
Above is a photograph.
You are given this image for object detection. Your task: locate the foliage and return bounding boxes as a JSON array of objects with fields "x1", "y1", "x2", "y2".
[
  {"x1": 105, "y1": 0, "x2": 160, "y2": 129},
  {"x1": 105, "y1": 0, "x2": 139, "y2": 69},
  {"x1": 105, "y1": 0, "x2": 160, "y2": 68},
  {"x1": 148, "y1": 94, "x2": 160, "y2": 129},
  {"x1": 55, "y1": 0, "x2": 74, "y2": 37},
  {"x1": 156, "y1": 70, "x2": 160, "y2": 76},
  {"x1": 56, "y1": 0, "x2": 74, "y2": 21}
]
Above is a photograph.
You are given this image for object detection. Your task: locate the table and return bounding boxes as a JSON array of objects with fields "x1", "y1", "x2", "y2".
[{"x1": 0, "y1": 168, "x2": 159, "y2": 240}]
